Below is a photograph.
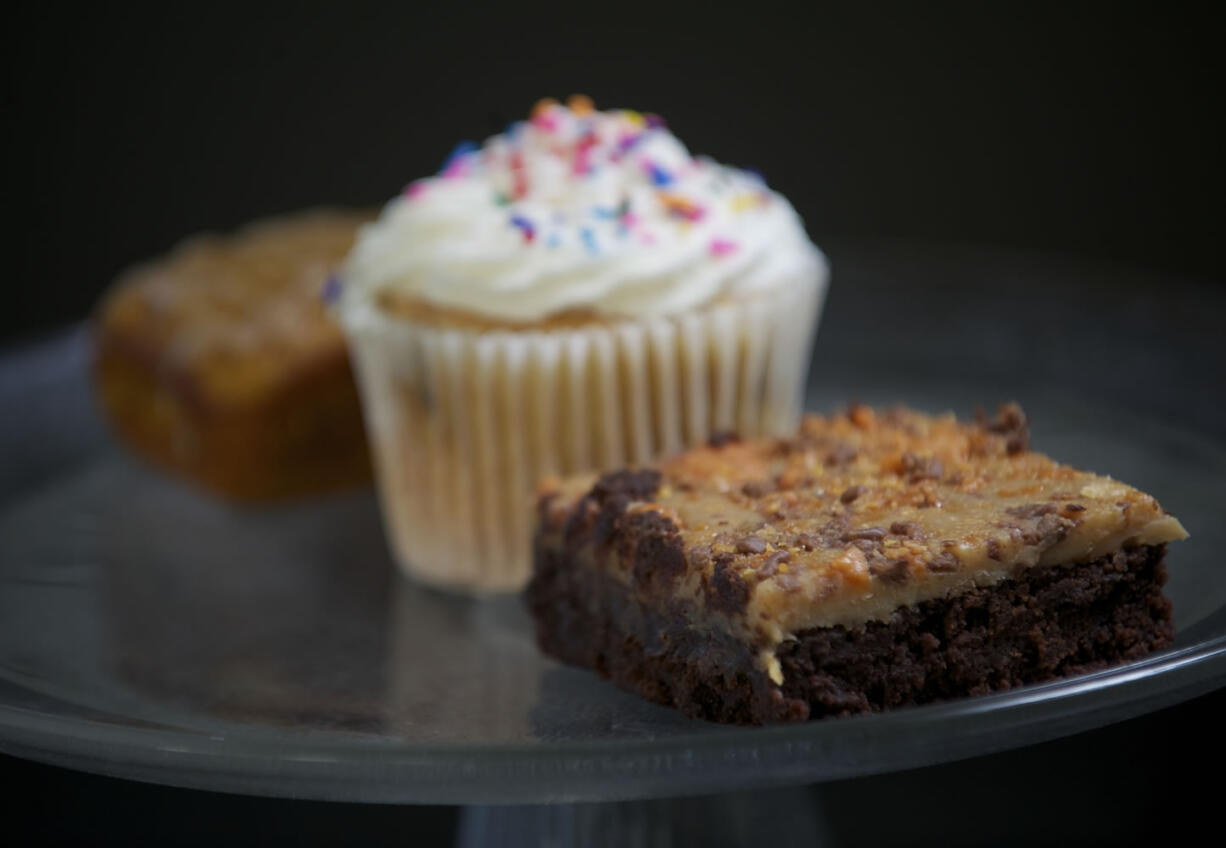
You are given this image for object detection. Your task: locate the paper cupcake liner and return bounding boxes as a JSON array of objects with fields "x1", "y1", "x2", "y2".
[{"x1": 343, "y1": 272, "x2": 825, "y2": 592}]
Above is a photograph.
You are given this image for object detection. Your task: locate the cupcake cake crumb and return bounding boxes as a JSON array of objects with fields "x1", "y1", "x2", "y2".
[{"x1": 337, "y1": 98, "x2": 829, "y2": 592}]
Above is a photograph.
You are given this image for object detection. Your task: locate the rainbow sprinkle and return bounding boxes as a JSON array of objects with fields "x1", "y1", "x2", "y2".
[
  {"x1": 616, "y1": 132, "x2": 645, "y2": 154},
  {"x1": 567, "y1": 93, "x2": 595, "y2": 116},
  {"x1": 510, "y1": 149, "x2": 528, "y2": 199},
  {"x1": 643, "y1": 159, "x2": 674, "y2": 187},
  {"x1": 510, "y1": 214, "x2": 536, "y2": 243},
  {"x1": 321, "y1": 274, "x2": 342, "y2": 303},
  {"x1": 412, "y1": 98, "x2": 775, "y2": 263},
  {"x1": 439, "y1": 140, "x2": 479, "y2": 177},
  {"x1": 621, "y1": 110, "x2": 646, "y2": 128},
  {"x1": 530, "y1": 97, "x2": 560, "y2": 130},
  {"x1": 659, "y1": 192, "x2": 705, "y2": 222},
  {"x1": 731, "y1": 193, "x2": 762, "y2": 213},
  {"x1": 573, "y1": 130, "x2": 599, "y2": 176},
  {"x1": 581, "y1": 227, "x2": 598, "y2": 255}
]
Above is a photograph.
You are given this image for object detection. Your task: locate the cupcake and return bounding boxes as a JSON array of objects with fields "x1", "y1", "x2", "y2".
[{"x1": 337, "y1": 96, "x2": 829, "y2": 592}]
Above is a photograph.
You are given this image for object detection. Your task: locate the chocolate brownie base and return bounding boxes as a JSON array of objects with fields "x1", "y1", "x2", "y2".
[{"x1": 527, "y1": 544, "x2": 1173, "y2": 724}]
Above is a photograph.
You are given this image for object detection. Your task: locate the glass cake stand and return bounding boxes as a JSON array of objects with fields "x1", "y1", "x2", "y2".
[{"x1": 2, "y1": 241, "x2": 1225, "y2": 843}]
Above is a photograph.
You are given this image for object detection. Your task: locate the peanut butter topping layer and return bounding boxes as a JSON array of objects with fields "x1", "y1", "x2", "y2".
[{"x1": 538, "y1": 404, "x2": 1187, "y2": 663}]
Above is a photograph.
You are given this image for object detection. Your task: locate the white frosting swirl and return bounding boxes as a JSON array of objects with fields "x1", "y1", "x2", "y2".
[{"x1": 341, "y1": 99, "x2": 825, "y2": 322}]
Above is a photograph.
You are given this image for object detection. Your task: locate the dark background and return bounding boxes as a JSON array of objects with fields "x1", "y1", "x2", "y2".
[
  {"x1": 5, "y1": 3, "x2": 1225, "y2": 845},
  {"x1": 5, "y1": 3, "x2": 1224, "y2": 346}
]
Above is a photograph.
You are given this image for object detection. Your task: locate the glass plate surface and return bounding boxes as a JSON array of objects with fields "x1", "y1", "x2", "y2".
[{"x1": 2, "y1": 240, "x2": 1224, "y2": 803}]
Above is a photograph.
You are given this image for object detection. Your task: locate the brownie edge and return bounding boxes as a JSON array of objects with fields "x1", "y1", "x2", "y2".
[{"x1": 526, "y1": 543, "x2": 1174, "y2": 725}]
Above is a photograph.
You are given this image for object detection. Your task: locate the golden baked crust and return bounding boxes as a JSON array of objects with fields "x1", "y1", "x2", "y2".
[{"x1": 94, "y1": 208, "x2": 375, "y2": 500}]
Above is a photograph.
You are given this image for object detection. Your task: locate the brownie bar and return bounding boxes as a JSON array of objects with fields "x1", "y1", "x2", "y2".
[{"x1": 525, "y1": 405, "x2": 1186, "y2": 724}]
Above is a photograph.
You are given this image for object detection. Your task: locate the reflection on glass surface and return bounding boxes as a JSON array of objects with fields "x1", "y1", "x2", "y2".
[
  {"x1": 100, "y1": 469, "x2": 394, "y2": 734},
  {"x1": 385, "y1": 573, "x2": 542, "y2": 742}
]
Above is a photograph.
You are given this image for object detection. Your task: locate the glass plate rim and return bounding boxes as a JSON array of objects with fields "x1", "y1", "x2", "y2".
[{"x1": 3, "y1": 635, "x2": 1224, "y2": 761}]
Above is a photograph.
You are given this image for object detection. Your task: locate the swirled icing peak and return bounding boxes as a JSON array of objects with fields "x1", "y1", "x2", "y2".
[{"x1": 341, "y1": 96, "x2": 825, "y2": 323}]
